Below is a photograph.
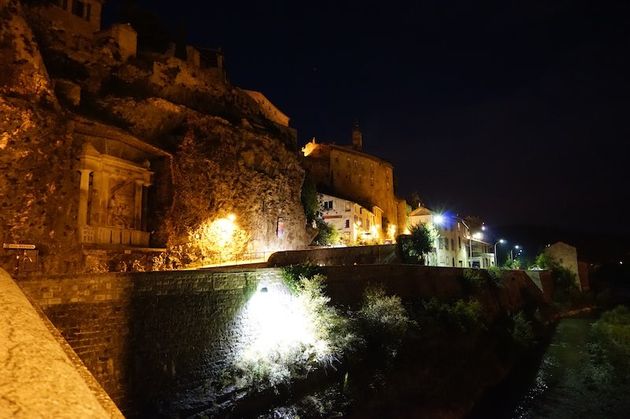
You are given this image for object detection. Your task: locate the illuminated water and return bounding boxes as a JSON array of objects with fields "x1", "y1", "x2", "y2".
[{"x1": 471, "y1": 317, "x2": 630, "y2": 419}]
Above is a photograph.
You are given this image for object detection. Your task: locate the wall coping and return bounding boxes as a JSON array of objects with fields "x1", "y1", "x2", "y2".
[{"x1": 0, "y1": 268, "x2": 123, "y2": 418}]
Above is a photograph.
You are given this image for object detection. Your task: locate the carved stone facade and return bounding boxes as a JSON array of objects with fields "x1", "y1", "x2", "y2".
[{"x1": 73, "y1": 118, "x2": 171, "y2": 250}]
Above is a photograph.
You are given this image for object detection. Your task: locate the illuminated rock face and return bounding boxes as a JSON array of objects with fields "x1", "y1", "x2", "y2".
[{"x1": 0, "y1": 0, "x2": 308, "y2": 273}]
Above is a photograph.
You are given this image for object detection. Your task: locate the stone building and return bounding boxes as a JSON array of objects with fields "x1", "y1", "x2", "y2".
[
  {"x1": 318, "y1": 192, "x2": 383, "y2": 245},
  {"x1": 545, "y1": 241, "x2": 589, "y2": 290},
  {"x1": 302, "y1": 124, "x2": 407, "y2": 238}
]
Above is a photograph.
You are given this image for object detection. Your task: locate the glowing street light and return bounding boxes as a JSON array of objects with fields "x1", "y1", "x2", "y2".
[
  {"x1": 494, "y1": 239, "x2": 506, "y2": 266},
  {"x1": 433, "y1": 213, "x2": 445, "y2": 225}
]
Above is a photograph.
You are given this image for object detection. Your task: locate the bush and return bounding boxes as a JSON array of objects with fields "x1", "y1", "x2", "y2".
[
  {"x1": 511, "y1": 311, "x2": 535, "y2": 348},
  {"x1": 226, "y1": 274, "x2": 355, "y2": 390},
  {"x1": 281, "y1": 263, "x2": 323, "y2": 291},
  {"x1": 421, "y1": 298, "x2": 485, "y2": 333},
  {"x1": 592, "y1": 306, "x2": 630, "y2": 356},
  {"x1": 358, "y1": 286, "x2": 411, "y2": 345},
  {"x1": 313, "y1": 219, "x2": 340, "y2": 246}
]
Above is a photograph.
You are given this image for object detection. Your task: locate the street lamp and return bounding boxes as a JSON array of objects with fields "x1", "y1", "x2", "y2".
[
  {"x1": 433, "y1": 213, "x2": 445, "y2": 225},
  {"x1": 494, "y1": 239, "x2": 506, "y2": 266},
  {"x1": 510, "y1": 245, "x2": 521, "y2": 261}
]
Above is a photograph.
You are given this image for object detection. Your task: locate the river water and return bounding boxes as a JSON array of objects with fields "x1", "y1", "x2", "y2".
[{"x1": 470, "y1": 316, "x2": 630, "y2": 419}]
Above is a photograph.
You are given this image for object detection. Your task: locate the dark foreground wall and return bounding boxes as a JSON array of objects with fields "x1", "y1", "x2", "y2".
[
  {"x1": 19, "y1": 269, "x2": 283, "y2": 416},
  {"x1": 18, "y1": 266, "x2": 548, "y2": 417}
]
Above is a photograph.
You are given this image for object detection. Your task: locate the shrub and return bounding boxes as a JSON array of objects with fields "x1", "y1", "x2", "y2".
[
  {"x1": 358, "y1": 286, "x2": 411, "y2": 345},
  {"x1": 281, "y1": 263, "x2": 323, "y2": 290},
  {"x1": 459, "y1": 268, "x2": 485, "y2": 292},
  {"x1": 511, "y1": 311, "x2": 535, "y2": 348},
  {"x1": 487, "y1": 265, "x2": 504, "y2": 285},
  {"x1": 592, "y1": 306, "x2": 630, "y2": 356},
  {"x1": 421, "y1": 298, "x2": 485, "y2": 332},
  {"x1": 313, "y1": 219, "x2": 340, "y2": 246},
  {"x1": 226, "y1": 274, "x2": 355, "y2": 390}
]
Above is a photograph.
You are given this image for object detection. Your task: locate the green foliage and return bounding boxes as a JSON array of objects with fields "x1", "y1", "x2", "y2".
[
  {"x1": 487, "y1": 265, "x2": 504, "y2": 286},
  {"x1": 281, "y1": 263, "x2": 323, "y2": 291},
  {"x1": 397, "y1": 223, "x2": 438, "y2": 264},
  {"x1": 301, "y1": 175, "x2": 319, "y2": 224},
  {"x1": 459, "y1": 268, "x2": 484, "y2": 291},
  {"x1": 313, "y1": 219, "x2": 340, "y2": 246},
  {"x1": 358, "y1": 286, "x2": 411, "y2": 345},
  {"x1": 503, "y1": 258, "x2": 520, "y2": 270},
  {"x1": 511, "y1": 311, "x2": 535, "y2": 348},
  {"x1": 592, "y1": 306, "x2": 630, "y2": 356},
  {"x1": 421, "y1": 298, "x2": 485, "y2": 332},
  {"x1": 226, "y1": 274, "x2": 355, "y2": 390}
]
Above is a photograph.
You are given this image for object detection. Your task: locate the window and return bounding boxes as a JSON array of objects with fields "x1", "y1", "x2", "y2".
[
  {"x1": 445, "y1": 238, "x2": 449, "y2": 250},
  {"x1": 438, "y1": 238, "x2": 444, "y2": 250},
  {"x1": 451, "y1": 239, "x2": 454, "y2": 250},
  {"x1": 458, "y1": 237, "x2": 461, "y2": 249},
  {"x1": 345, "y1": 219, "x2": 350, "y2": 229},
  {"x1": 323, "y1": 200, "x2": 333, "y2": 210}
]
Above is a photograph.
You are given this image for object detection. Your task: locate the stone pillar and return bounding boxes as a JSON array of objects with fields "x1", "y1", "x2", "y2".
[
  {"x1": 134, "y1": 180, "x2": 144, "y2": 230},
  {"x1": 99, "y1": 172, "x2": 110, "y2": 226},
  {"x1": 77, "y1": 169, "x2": 92, "y2": 227}
]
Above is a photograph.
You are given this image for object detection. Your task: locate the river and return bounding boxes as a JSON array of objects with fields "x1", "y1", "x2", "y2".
[{"x1": 470, "y1": 316, "x2": 630, "y2": 419}]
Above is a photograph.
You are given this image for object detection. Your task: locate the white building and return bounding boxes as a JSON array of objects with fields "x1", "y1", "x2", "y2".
[
  {"x1": 318, "y1": 193, "x2": 383, "y2": 245},
  {"x1": 408, "y1": 206, "x2": 495, "y2": 268}
]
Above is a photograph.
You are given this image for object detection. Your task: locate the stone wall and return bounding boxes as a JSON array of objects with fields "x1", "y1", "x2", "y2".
[
  {"x1": 1, "y1": 268, "x2": 122, "y2": 418},
  {"x1": 19, "y1": 268, "x2": 282, "y2": 416},
  {"x1": 18, "y1": 265, "x2": 547, "y2": 416},
  {"x1": 268, "y1": 244, "x2": 399, "y2": 266}
]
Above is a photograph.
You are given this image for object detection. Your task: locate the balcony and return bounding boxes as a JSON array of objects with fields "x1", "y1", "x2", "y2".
[{"x1": 80, "y1": 225, "x2": 150, "y2": 247}]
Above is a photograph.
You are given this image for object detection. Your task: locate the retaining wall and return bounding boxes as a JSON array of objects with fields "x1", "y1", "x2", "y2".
[
  {"x1": 268, "y1": 244, "x2": 399, "y2": 266},
  {"x1": 18, "y1": 266, "x2": 548, "y2": 416}
]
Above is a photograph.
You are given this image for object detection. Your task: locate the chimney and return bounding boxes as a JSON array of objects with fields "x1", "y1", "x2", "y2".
[{"x1": 352, "y1": 121, "x2": 363, "y2": 151}]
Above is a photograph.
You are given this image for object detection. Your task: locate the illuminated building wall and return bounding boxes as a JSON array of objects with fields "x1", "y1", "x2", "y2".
[
  {"x1": 318, "y1": 192, "x2": 383, "y2": 245},
  {"x1": 408, "y1": 206, "x2": 470, "y2": 267},
  {"x1": 302, "y1": 134, "x2": 406, "y2": 236}
]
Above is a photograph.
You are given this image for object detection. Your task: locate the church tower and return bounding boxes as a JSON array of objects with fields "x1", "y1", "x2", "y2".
[{"x1": 352, "y1": 121, "x2": 363, "y2": 151}]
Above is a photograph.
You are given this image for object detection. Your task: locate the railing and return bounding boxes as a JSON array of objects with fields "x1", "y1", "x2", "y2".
[{"x1": 80, "y1": 226, "x2": 150, "y2": 247}]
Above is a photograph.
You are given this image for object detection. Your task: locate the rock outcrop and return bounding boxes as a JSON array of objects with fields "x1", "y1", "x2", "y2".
[{"x1": 1, "y1": 0, "x2": 308, "y2": 273}]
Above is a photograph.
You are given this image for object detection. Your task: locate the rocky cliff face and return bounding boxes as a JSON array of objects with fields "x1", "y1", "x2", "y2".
[
  {"x1": 0, "y1": 0, "x2": 81, "y2": 274},
  {"x1": 1, "y1": 0, "x2": 308, "y2": 273}
]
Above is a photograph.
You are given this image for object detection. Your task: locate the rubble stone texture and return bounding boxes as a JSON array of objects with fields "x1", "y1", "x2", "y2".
[{"x1": 1, "y1": 0, "x2": 308, "y2": 272}]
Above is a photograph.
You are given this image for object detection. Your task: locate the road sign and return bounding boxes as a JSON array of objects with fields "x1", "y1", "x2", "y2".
[{"x1": 3, "y1": 243, "x2": 36, "y2": 250}]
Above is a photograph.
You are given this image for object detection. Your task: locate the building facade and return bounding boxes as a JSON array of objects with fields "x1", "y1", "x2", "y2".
[
  {"x1": 318, "y1": 193, "x2": 383, "y2": 245},
  {"x1": 408, "y1": 206, "x2": 495, "y2": 268},
  {"x1": 302, "y1": 125, "x2": 406, "y2": 239}
]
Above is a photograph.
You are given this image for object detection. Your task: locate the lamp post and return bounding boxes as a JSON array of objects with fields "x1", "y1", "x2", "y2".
[
  {"x1": 494, "y1": 239, "x2": 506, "y2": 266},
  {"x1": 510, "y1": 244, "x2": 521, "y2": 261}
]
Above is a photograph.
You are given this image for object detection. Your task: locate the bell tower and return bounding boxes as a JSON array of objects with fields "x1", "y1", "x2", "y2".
[{"x1": 351, "y1": 121, "x2": 363, "y2": 151}]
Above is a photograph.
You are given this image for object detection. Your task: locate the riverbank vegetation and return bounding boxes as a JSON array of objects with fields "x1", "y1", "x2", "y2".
[{"x1": 218, "y1": 264, "x2": 549, "y2": 418}]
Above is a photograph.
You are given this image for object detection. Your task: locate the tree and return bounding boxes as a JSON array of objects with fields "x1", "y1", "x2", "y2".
[
  {"x1": 313, "y1": 219, "x2": 340, "y2": 246},
  {"x1": 301, "y1": 175, "x2": 319, "y2": 224},
  {"x1": 398, "y1": 223, "x2": 438, "y2": 264}
]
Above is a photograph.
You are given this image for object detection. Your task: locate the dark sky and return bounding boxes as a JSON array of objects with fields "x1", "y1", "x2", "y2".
[{"x1": 106, "y1": 0, "x2": 630, "y2": 235}]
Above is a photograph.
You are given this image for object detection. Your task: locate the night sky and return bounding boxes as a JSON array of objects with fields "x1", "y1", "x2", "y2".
[{"x1": 106, "y1": 0, "x2": 630, "y2": 236}]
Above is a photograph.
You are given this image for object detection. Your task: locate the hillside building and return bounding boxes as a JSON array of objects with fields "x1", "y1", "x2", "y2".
[
  {"x1": 302, "y1": 124, "x2": 407, "y2": 240},
  {"x1": 318, "y1": 193, "x2": 383, "y2": 245}
]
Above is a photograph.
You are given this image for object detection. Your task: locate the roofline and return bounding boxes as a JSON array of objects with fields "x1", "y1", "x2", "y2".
[{"x1": 71, "y1": 116, "x2": 172, "y2": 158}]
